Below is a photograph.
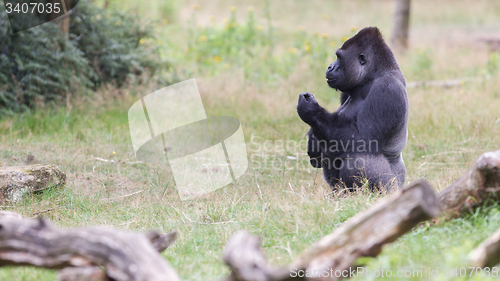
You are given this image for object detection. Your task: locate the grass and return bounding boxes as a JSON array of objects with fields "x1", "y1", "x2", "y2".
[{"x1": 1, "y1": 0, "x2": 500, "y2": 280}]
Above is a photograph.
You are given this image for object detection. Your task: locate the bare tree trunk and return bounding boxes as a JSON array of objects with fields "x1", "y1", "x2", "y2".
[{"x1": 391, "y1": 0, "x2": 411, "y2": 52}]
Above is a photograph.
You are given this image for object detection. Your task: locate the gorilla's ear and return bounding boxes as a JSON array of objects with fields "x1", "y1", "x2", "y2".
[{"x1": 359, "y1": 53, "x2": 366, "y2": 65}]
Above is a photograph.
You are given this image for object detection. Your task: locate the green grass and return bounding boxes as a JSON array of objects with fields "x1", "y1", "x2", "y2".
[{"x1": 1, "y1": 0, "x2": 500, "y2": 280}]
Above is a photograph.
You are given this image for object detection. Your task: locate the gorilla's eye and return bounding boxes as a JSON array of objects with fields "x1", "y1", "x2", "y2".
[{"x1": 359, "y1": 53, "x2": 366, "y2": 65}]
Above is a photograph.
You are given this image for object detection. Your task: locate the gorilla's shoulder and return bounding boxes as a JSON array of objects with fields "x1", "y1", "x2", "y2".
[
  {"x1": 365, "y1": 74, "x2": 408, "y2": 115},
  {"x1": 371, "y1": 74, "x2": 407, "y2": 97}
]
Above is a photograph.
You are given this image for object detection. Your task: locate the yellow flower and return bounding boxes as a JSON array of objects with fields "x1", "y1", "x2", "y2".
[
  {"x1": 321, "y1": 33, "x2": 328, "y2": 38},
  {"x1": 193, "y1": 4, "x2": 200, "y2": 11},
  {"x1": 223, "y1": 63, "x2": 231, "y2": 69},
  {"x1": 213, "y1": 56, "x2": 221, "y2": 62},
  {"x1": 341, "y1": 36, "x2": 349, "y2": 42},
  {"x1": 198, "y1": 35, "x2": 207, "y2": 42},
  {"x1": 113, "y1": 151, "x2": 116, "y2": 155},
  {"x1": 288, "y1": 47, "x2": 298, "y2": 54},
  {"x1": 230, "y1": 6, "x2": 237, "y2": 12},
  {"x1": 222, "y1": 17, "x2": 228, "y2": 23},
  {"x1": 257, "y1": 25, "x2": 264, "y2": 31},
  {"x1": 304, "y1": 42, "x2": 311, "y2": 53},
  {"x1": 139, "y1": 38, "x2": 145, "y2": 44},
  {"x1": 162, "y1": 19, "x2": 169, "y2": 25},
  {"x1": 329, "y1": 41, "x2": 337, "y2": 47},
  {"x1": 322, "y1": 14, "x2": 328, "y2": 20},
  {"x1": 157, "y1": 40, "x2": 162, "y2": 45},
  {"x1": 298, "y1": 26, "x2": 304, "y2": 31},
  {"x1": 209, "y1": 15, "x2": 215, "y2": 21},
  {"x1": 231, "y1": 22, "x2": 237, "y2": 27},
  {"x1": 350, "y1": 26, "x2": 357, "y2": 32}
]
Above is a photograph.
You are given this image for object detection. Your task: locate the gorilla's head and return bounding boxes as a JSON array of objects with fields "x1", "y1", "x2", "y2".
[{"x1": 326, "y1": 27, "x2": 398, "y2": 92}]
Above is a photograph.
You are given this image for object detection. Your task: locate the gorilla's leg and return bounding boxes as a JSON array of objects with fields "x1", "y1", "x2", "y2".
[
  {"x1": 321, "y1": 156, "x2": 341, "y2": 187},
  {"x1": 389, "y1": 154, "x2": 406, "y2": 187},
  {"x1": 338, "y1": 154, "x2": 400, "y2": 191}
]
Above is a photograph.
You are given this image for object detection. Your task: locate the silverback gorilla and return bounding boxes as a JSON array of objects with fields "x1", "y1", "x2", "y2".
[{"x1": 297, "y1": 27, "x2": 408, "y2": 191}]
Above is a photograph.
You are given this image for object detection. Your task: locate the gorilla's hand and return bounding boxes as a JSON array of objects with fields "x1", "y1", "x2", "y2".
[{"x1": 297, "y1": 92, "x2": 320, "y2": 125}]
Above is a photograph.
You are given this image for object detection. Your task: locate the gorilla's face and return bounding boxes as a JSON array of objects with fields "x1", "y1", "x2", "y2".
[{"x1": 326, "y1": 46, "x2": 367, "y2": 92}]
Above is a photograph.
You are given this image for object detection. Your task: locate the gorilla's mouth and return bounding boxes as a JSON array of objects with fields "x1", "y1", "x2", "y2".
[{"x1": 327, "y1": 79, "x2": 337, "y2": 89}]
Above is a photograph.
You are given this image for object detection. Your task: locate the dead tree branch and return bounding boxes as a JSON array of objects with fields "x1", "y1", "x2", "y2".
[
  {"x1": 222, "y1": 180, "x2": 440, "y2": 281},
  {"x1": 470, "y1": 227, "x2": 500, "y2": 268},
  {"x1": 0, "y1": 211, "x2": 180, "y2": 281},
  {"x1": 0, "y1": 179, "x2": 442, "y2": 281},
  {"x1": 438, "y1": 150, "x2": 500, "y2": 217}
]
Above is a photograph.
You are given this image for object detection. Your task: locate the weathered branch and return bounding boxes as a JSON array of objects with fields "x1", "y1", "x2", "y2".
[
  {"x1": 438, "y1": 150, "x2": 500, "y2": 217},
  {"x1": 470, "y1": 227, "x2": 500, "y2": 268},
  {"x1": 0, "y1": 212, "x2": 180, "y2": 281},
  {"x1": 146, "y1": 230, "x2": 178, "y2": 253},
  {"x1": 58, "y1": 267, "x2": 106, "y2": 281},
  {"x1": 222, "y1": 180, "x2": 440, "y2": 281},
  {"x1": 222, "y1": 231, "x2": 293, "y2": 281},
  {"x1": 0, "y1": 179, "x2": 442, "y2": 281},
  {"x1": 291, "y1": 180, "x2": 439, "y2": 280}
]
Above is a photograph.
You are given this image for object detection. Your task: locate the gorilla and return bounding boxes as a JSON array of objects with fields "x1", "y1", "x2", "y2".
[{"x1": 297, "y1": 27, "x2": 408, "y2": 191}]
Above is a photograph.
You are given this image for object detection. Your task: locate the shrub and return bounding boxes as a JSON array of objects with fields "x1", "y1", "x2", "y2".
[
  {"x1": 0, "y1": 7, "x2": 92, "y2": 113},
  {"x1": 69, "y1": 2, "x2": 160, "y2": 87},
  {"x1": 0, "y1": 2, "x2": 160, "y2": 114}
]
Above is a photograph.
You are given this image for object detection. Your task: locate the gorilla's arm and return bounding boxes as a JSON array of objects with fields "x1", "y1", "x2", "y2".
[
  {"x1": 297, "y1": 77, "x2": 407, "y2": 157},
  {"x1": 297, "y1": 92, "x2": 357, "y2": 157},
  {"x1": 306, "y1": 129, "x2": 323, "y2": 168}
]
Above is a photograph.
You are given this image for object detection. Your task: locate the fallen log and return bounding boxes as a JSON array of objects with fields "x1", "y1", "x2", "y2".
[
  {"x1": 222, "y1": 180, "x2": 440, "y2": 281},
  {"x1": 222, "y1": 231, "x2": 293, "y2": 281},
  {"x1": 57, "y1": 231, "x2": 177, "y2": 281},
  {"x1": 406, "y1": 77, "x2": 483, "y2": 88},
  {"x1": 0, "y1": 164, "x2": 66, "y2": 202},
  {"x1": 0, "y1": 179, "x2": 439, "y2": 281},
  {"x1": 290, "y1": 180, "x2": 440, "y2": 280},
  {"x1": 470, "y1": 227, "x2": 500, "y2": 268},
  {"x1": 58, "y1": 267, "x2": 106, "y2": 281},
  {"x1": 438, "y1": 150, "x2": 500, "y2": 217},
  {"x1": 0, "y1": 211, "x2": 180, "y2": 281}
]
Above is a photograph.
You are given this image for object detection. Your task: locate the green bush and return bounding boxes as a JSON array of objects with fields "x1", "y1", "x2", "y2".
[
  {"x1": 70, "y1": 2, "x2": 160, "y2": 87},
  {"x1": 0, "y1": 12, "x2": 92, "y2": 113},
  {"x1": 0, "y1": 2, "x2": 160, "y2": 114}
]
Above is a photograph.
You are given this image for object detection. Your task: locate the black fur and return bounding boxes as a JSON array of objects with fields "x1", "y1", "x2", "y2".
[{"x1": 297, "y1": 27, "x2": 409, "y2": 191}]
